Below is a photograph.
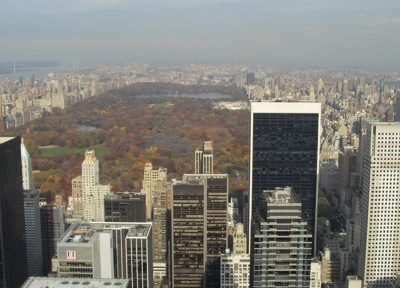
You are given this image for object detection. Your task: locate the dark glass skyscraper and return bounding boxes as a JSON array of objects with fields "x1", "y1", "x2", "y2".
[
  {"x1": 0, "y1": 137, "x2": 28, "y2": 288},
  {"x1": 249, "y1": 101, "x2": 321, "y2": 252},
  {"x1": 171, "y1": 174, "x2": 228, "y2": 288}
]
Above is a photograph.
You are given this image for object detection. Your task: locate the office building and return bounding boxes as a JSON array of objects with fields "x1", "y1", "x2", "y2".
[
  {"x1": 21, "y1": 139, "x2": 34, "y2": 190},
  {"x1": 57, "y1": 222, "x2": 152, "y2": 287},
  {"x1": 153, "y1": 179, "x2": 167, "y2": 283},
  {"x1": 195, "y1": 141, "x2": 214, "y2": 174},
  {"x1": 71, "y1": 175, "x2": 83, "y2": 216},
  {"x1": 320, "y1": 248, "x2": 340, "y2": 283},
  {"x1": 141, "y1": 163, "x2": 167, "y2": 220},
  {"x1": 233, "y1": 223, "x2": 246, "y2": 254},
  {"x1": 172, "y1": 174, "x2": 228, "y2": 288},
  {"x1": 246, "y1": 73, "x2": 255, "y2": 85},
  {"x1": 24, "y1": 190, "x2": 43, "y2": 276},
  {"x1": 249, "y1": 101, "x2": 321, "y2": 252},
  {"x1": 22, "y1": 277, "x2": 129, "y2": 288},
  {"x1": 338, "y1": 149, "x2": 358, "y2": 210},
  {"x1": 396, "y1": 91, "x2": 400, "y2": 122},
  {"x1": 104, "y1": 192, "x2": 146, "y2": 222},
  {"x1": 310, "y1": 259, "x2": 322, "y2": 288},
  {"x1": 220, "y1": 250, "x2": 250, "y2": 288},
  {"x1": 126, "y1": 224, "x2": 154, "y2": 288},
  {"x1": 252, "y1": 187, "x2": 312, "y2": 287},
  {"x1": 82, "y1": 150, "x2": 110, "y2": 221},
  {"x1": 358, "y1": 122, "x2": 400, "y2": 287},
  {"x1": 40, "y1": 204, "x2": 65, "y2": 275},
  {"x1": 0, "y1": 137, "x2": 28, "y2": 288}
]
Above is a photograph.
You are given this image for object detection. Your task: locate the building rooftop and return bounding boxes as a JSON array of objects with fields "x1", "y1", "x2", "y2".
[
  {"x1": 22, "y1": 277, "x2": 129, "y2": 288},
  {"x1": 105, "y1": 192, "x2": 145, "y2": 201},
  {"x1": 0, "y1": 137, "x2": 15, "y2": 144},
  {"x1": 263, "y1": 187, "x2": 300, "y2": 204},
  {"x1": 126, "y1": 223, "x2": 152, "y2": 239},
  {"x1": 59, "y1": 222, "x2": 152, "y2": 244}
]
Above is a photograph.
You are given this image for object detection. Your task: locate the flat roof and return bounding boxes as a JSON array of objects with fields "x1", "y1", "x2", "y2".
[
  {"x1": 22, "y1": 277, "x2": 129, "y2": 288},
  {"x1": 251, "y1": 101, "x2": 321, "y2": 114},
  {"x1": 263, "y1": 187, "x2": 301, "y2": 204},
  {"x1": 59, "y1": 222, "x2": 152, "y2": 244},
  {"x1": 126, "y1": 223, "x2": 152, "y2": 239},
  {"x1": 0, "y1": 137, "x2": 15, "y2": 144}
]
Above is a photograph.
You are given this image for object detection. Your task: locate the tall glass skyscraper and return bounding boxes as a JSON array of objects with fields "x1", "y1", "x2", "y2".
[
  {"x1": 249, "y1": 101, "x2": 321, "y2": 252},
  {"x1": 0, "y1": 137, "x2": 28, "y2": 287}
]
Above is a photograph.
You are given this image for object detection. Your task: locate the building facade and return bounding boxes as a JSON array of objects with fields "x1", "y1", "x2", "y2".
[
  {"x1": 141, "y1": 163, "x2": 167, "y2": 220},
  {"x1": 71, "y1": 176, "x2": 83, "y2": 217},
  {"x1": 40, "y1": 204, "x2": 65, "y2": 275},
  {"x1": 0, "y1": 137, "x2": 28, "y2": 288},
  {"x1": 126, "y1": 224, "x2": 154, "y2": 288},
  {"x1": 172, "y1": 174, "x2": 228, "y2": 288},
  {"x1": 252, "y1": 187, "x2": 312, "y2": 287},
  {"x1": 82, "y1": 150, "x2": 110, "y2": 221},
  {"x1": 57, "y1": 222, "x2": 152, "y2": 287},
  {"x1": 220, "y1": 251, "x2": 250, "y2": 288},
  {"x1": 104, "y1": 192, "x2": 146, "y2": 222},
  {"x1": 194, "y1": 141, "x2": 214, "y2": 174},
  {"x1": 24, "y1": 190, "x2": 43, "y2": 276},
  {"x1": 358, "y1": 122, "x2": 400, "y2": 286},
  {"x1": 249, "y1": 101, "x2": 321, "y2": 252},
  {"x1": 152, "y1": 179, "x2": 167, "y2": 283},
  {"x1": 21, "y1": 139, "x2": 34, "y2": 190}
]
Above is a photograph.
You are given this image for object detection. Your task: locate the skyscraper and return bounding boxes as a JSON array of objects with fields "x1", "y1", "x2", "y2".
[
  {"x1": 0, "y1": 137, "x2": 28, "y2": 288},
  {"x1": 40, "y1": 204, "x2": 65, "y2": 275},
  {"x1": 358, "y1": 122, "x2": 400, "y2": 287},
  {"x1": 82, "y1": 150, "x2": 110, "y2": 221},
  {"x1": 246, "y1": 73, "x2": 255, "y2": 85},
  {"x1": 194, "y1": 141, "x2": 213, "y2": 174},
  {"x1": 152, "y1": 179, "x2": 167, "y2": 283},
  {"x1": 172, "y1": 174, "x2": 228, "y2": 288},
  {"x1": 249, "y1": 101, "x2": 321, "y2": 252},
  {"x1": 141, "y1": 163, "x2": 167, "y2": 220},
  {"x1": 252, "y1": 187, "x2": 312, "y2": 287},
  {"x1": 71, "y1": 175, "x2": 83, "y2": 216},
  {"x1": 21, "y1": 139, "x2": 43, "y2": 276},
  {"x1": 23, "y1": 190, "x2": 43, "y2": 276}
]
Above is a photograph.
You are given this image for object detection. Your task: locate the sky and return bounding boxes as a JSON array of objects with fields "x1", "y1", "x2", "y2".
[{"x1": 1, "y1": 0, "x2": 400, "y2": 68}]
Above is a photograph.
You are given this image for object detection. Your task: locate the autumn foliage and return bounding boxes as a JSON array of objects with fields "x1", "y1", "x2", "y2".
[{"x1": 2, "y1": 83, "x2": 249, "y2": 201}]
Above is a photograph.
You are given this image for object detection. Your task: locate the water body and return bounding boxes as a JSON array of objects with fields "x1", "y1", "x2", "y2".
[
  {"x1": 75, "y1": 125, "x2": 98, "y2": 131},
  {"x1": 139, "y1": 93, "x2": 231, "y2": 99},
  {"x1": 0, "y1": 67, "x2": 73, "y2": 82}
]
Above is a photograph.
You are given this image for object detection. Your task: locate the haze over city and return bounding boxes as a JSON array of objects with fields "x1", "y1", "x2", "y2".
[{"x1": 2, "y1": 0, "x2": 400, "y2": 67}]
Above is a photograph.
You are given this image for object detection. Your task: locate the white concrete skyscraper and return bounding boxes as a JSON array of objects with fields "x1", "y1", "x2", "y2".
[
  {"x1": 195, "y1": 141, "x2": 213, "y2": 174},
  {"x1": 141, "y1": 162, "x2": 167, "y2": 220},
  {"x1": 358, "y1": 122, "x2": 400, "y2": 287},
  {"x1": 82, "y1": 150, "x2": 110, "y2": 221},
  {"x1": 21, "y1": 139, "x2": 34, "y2": 190}
]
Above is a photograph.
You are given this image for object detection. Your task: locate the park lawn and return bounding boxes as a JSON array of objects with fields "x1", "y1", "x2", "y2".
[
  {"x1": 150, "y1": 102, "x2": 171, "y2": 109},
  {"x1": 40, "y1": 146, "x2": 110, "y2": 158}
]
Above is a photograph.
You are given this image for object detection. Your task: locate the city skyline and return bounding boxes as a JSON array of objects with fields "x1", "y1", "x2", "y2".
[{"x1": 1, "y1": 0, "x2": 400, "y2": 68}]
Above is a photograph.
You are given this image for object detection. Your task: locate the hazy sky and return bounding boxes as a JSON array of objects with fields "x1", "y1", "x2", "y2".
[{"x1": 1, "y1": 0, "x2": 400, "y2": 67}]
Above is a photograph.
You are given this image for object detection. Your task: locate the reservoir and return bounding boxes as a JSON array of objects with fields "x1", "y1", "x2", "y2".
[{"x1": 138, "y1": 93, "x2": 232, "y2": 99}]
